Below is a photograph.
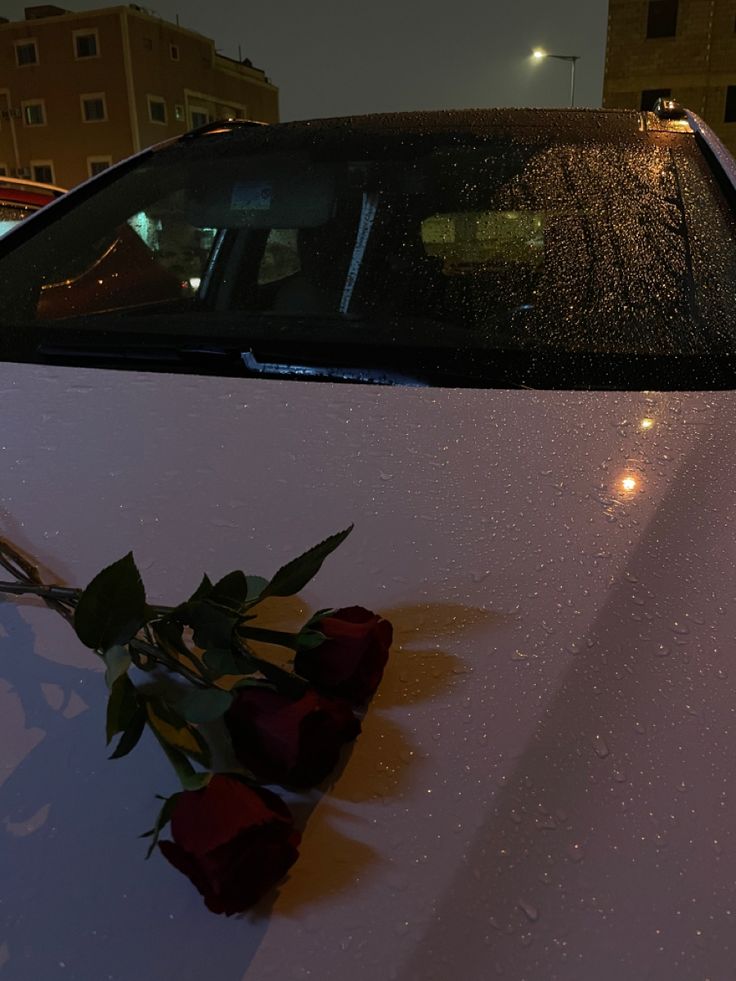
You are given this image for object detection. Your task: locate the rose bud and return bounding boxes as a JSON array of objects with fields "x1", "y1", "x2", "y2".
[
  {"x1": 225, "y1": 687, "x2": 361, "y2": 788},
  {"x1": 294, "y1": 606, "x2": 393, "y2": 704},
  {"x1": 158, "y1": 774, "x2": 300, "y2": 915}
]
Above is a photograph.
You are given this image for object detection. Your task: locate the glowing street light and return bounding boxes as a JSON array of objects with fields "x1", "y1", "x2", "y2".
[{"x1": 531, "y1": 49, "x2": 580, "y2": 108}]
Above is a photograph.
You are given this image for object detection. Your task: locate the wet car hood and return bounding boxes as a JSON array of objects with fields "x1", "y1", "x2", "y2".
[{"x1": 1, "y1": 363, "x2": 733, "y2": 981}]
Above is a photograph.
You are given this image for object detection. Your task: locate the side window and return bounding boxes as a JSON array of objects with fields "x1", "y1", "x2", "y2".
[
  {"x1": 258, "y1": 229, "x2": 300, "y2": 284},
  {"x1": 0, "y1": 204, "x2": 33, "y2": 237},
  {"x1": 128, "y1": 209, "x2": 218, "y2": 293}
]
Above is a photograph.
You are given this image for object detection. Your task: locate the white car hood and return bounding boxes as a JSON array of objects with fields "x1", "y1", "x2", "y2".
[{"x1": 1, "y1": 363, "x2": 734, "y2": 980}]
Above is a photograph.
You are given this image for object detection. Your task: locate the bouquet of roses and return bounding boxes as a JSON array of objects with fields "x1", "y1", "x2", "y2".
[{"x1": 0, "y1": 526, "x2": 392, "y2": 914}]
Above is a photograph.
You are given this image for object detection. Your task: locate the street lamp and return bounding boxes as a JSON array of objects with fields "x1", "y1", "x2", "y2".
[{"x1": 532, "y1": 49, "x2": 580, "y2": 108}]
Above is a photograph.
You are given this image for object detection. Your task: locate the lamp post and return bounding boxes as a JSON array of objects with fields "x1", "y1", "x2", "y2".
[{"x1": 532, "y1": 49, "x2": 580, "y2": 108}]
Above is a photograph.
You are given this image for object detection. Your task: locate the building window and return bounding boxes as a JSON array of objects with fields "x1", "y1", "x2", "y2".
[
  {"x1": 647, "y1": 0, "x2": 678, "y2": 38},
  {"x1": 81, "y1": 93, "x2": 107, "y2": 123},
  {"x1": 725, "y1": 86, "x2": 736, "y2": 123},
  {"x1": 31, "y1": 160, "x2": 54, "y2": 184},
  {"x1": 143, "y1": 37, "x2": 153, "y2": 51},
  {"x1": 175, "y1": 103, "x2": 185, "y2": 121},
  {"x1": 147, "y1": 96, "x2": 167, "y2": 124},
  {"x1": 170, "y1": 43, "x2": 180, "y2": 60},
  {"x1": 0, "y1": 164, "x2": 7, "y2": 176},
  {"x1": 14, "y1": 39, "x2": 38, "y2": 67},
  {"x1": 22, "y1": 100, "x2": 46, "y2": 127},
  {"x1": 641, "y1": 88, "x2": 672, "y2": 111},
  {"x1": 87, "y1": 155, "x2": 112, "y2": 177},
  {"x1": 73, "y1": 29, "x2": 99, "y2": 59},
  {"x1": 189, "y1": 108, "x2": 210, "y2": 129}
]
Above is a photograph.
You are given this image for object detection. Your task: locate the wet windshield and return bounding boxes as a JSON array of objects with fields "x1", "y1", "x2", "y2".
[{"x1": 1, "y1": 119, "x2": 735, "y2": 388}]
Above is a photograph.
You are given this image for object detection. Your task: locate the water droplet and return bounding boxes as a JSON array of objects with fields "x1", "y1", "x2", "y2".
[
  {"x1": 716, "y1": 667, "x2": 729, "y2": 680},
  {"x1": 518, "y1": 900, "x2": 539, "y2": 922},
  {"x1": 512, "y1": 649, "x2": 528, "y2": 660},
  {"x1": 655, "y1": 644, "x2": 670, "y2": 658},
  {"x1": 593, "y1": 735, "x2": 610, "y2": 759},
  {"x1": 567, "y1": 843, "x2": 584, "y2": 863},
  {"x1": 671, "y1": 621, "x2": 689, "y2": 636}
]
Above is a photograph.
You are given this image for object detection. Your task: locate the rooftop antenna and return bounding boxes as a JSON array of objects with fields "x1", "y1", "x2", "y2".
[{"x1": 238, "y1": 43, "x2": 242, "y2": 60}]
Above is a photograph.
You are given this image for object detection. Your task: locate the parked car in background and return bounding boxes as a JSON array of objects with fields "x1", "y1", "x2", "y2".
[
  {"x1": 0, "y1": 176, "x2": 65, "y2": 237},
  {"x1": 1, "y1": 104, "x2": 736, "y2": 981}
]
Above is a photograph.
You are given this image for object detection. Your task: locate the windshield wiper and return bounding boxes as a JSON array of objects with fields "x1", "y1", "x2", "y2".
[{"x1": 239, "y1": 349, "x2": 428, "y2": 386}]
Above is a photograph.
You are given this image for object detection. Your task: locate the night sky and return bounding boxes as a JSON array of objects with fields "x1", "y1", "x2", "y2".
[{"x1": 6, "y1": 0, "x2": 609, "y2": 120}]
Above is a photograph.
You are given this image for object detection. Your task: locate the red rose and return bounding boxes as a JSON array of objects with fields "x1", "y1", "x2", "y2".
[
  {"x1": 294, "y1": 606, "x2": 393, "y2": 704},
  {"x1": 159, "y1": 774, "x2": 300, "y2": 915},
  {"x1": 225, "y1": 687, "x2": 361, "y2": 787}
]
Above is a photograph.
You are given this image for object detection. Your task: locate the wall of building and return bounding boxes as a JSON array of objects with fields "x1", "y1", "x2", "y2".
[
  {"x1": 0, "y1": 4, "x2": 279, "y2": 188},
  {"x1": 124, "y1": 10, "x2": 278, "y2": 153},
  {"x1": 0, "y1": 8, "x2": 132, "y2": 186},
  {"x1": 604, "y1": 0, "x2": 736, "y2": 154}
]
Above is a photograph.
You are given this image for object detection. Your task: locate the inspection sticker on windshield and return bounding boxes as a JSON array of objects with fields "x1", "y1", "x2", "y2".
[{"x1": 231, "y1": 182, "x2": 272, "y2": 211}]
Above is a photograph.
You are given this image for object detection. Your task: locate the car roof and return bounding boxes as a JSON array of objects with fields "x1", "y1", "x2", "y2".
[{"x1": 182, "y1": 107, "x2": 686, "y2": 145}]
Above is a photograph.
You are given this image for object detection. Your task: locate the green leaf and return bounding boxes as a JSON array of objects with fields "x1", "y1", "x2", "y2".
[
  {"x1": 74, "y1": 553, "x2": 147, "y2": 651},
  {"x1": 245, "y1": 575, "x2": 268, "y2": 603},
  {"x1": 153, "y1": 619, "x2": 191, "y2": 656},
  {"x1": 175, "y1": 687, "x2": 233, "y2": 723},
  {"x1": 207, "y1": 571, "x2": 249, "y2": 613},
  {"x1": 146, "y1": 699, "x2": 211, "y2": 768},
  {"x1": 188, "y1": 574, "x2": 213, "y2": 603},
  {"x1": 295, "y1": 629, "x2": 327, "y2": 651},
  {"x1": 251, "y1": 656, "x2": 309, "y2": 699},
  {"x1": 305, "y1": 608, "x2": 336, "y2": 628},
  {"x1": 106, "y1": 673, "x2": 139, "y2": 744},
  {"x1": 232, "y1": 676, "x2": 276, "y2": 691},
  {"x1": 172, "y1": 601, "x2": 237, "y2": 650},
  {"x1": 256, "y1": 525, "x2": 354, "y2": 602},
  {"x1": 103, "y1": 645, "x2": 131, "y2": 689},
  {"x1": 140, "y1": 792, "x2": 182, "y2": 860},
  {"x1": 152, "y1": 728, "x2": 211, "y2": 791},
  {"x1": 152, "y1": 620, "x2": 206, "y2": 678},
  {"x1": 203, "y1": 646, "x2": 258, "y2": 677},
  {"x1": 109, "y1": 705, "x2": 146, "y2": 759}
]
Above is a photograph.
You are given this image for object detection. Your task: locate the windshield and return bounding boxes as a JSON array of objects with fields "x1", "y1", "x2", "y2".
[{"x1": 1, "y1": 122, "x2": 735, "y2": 389}]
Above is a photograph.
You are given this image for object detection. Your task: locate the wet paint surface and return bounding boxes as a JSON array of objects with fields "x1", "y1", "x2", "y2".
[{"x1": 0, "y1": 363, "x2": 734, "y2": 979}]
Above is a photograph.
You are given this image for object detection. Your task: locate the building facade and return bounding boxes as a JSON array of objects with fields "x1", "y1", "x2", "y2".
[
  {"x1": 0, "y1": 4, "x2": 279, "y2": 187},
  {"x1": 604, "y1": 0, "x2": 736, "y2": 153}
]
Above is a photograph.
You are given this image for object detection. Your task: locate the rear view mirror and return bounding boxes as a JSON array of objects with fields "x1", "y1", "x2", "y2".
[{"x1": 182, "y1": 161, "x2": 337, "y2": 230}]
